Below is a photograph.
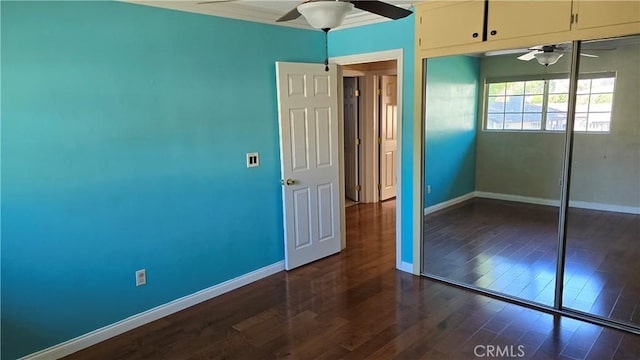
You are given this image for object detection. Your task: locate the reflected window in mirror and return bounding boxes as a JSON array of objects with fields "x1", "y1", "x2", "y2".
[{"x1": 484, "y1": 73, "x2": 615, "y2": 132}]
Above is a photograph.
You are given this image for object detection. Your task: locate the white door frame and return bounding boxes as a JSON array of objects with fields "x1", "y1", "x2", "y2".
[{"x1": 330, "y1": 49, "x2": 405, "y2": 272}]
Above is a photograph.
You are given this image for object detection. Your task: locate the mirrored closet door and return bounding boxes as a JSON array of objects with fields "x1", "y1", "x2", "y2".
[
  {"x1": 562, "y1": 35, "x2": 640, "y2": 328},
  {"x1": 422, "y1": 34, "x2": 640, "y2": 333}
]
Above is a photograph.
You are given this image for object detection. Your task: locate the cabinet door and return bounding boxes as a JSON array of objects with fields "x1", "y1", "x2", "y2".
[
  {"x1": 573, "y1": 0, "x2": 640, "y2": 30},
  {"x1": 416, "y1": 0, "x2": 484, "y2": 50},
  {"x1": 487, "y1": 0, "x2": 572, "y2": 41}
]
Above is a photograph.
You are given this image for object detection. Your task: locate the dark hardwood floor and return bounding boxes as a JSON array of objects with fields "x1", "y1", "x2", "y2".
[
  {"x1": 423, "y1": 198, "x2": 640, "y2": 329},
  {"x1": 66, "y1": 200, "x2": 639, "y2": 359}
]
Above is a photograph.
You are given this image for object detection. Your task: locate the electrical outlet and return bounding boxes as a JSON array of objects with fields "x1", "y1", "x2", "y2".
[
  {"x1": 427, "y1": 185, "x2": 432, "y2": 194},
  {"x1": 136, "y1": 269, "x2": 146, "y2": 287}
]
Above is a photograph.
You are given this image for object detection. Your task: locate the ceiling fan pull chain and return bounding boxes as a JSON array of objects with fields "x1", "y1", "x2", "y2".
[{"x1": 323, "y1": 28, "x2": 330, "y2": 72}]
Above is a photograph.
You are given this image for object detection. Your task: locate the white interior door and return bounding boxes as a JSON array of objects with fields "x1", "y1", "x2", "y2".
[
  {"x1": 380, "y1": 75, "x2": 397, "y2": 201},
  {"x1": 343, "y1": 77, "x2": 359, "y2": 202},
  {"x1": 275, "y1": 62, "x2": 342, "y2": 270}
]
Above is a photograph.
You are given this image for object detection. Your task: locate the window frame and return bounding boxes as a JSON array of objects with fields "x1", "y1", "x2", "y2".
[{"x1": 483, "y1": 72, "x2": 616, "y2": 133}]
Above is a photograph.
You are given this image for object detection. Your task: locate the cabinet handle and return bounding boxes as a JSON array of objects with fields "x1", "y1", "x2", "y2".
[
  {"x1": 472, "y1": 32, "x2": 478, "y2": 38},
  {"x1": 490, "y1": 30, "x2": 497, "y2": 36}
]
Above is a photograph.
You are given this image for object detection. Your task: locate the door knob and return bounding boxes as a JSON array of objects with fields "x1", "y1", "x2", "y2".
[{"x1": 281, "y1": 178, "x2": 296, "y2": 186}]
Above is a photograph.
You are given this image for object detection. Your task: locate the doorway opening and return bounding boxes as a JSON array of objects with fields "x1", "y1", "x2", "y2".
[
  {"x1": 332, "y1": 49, "x2": 405, "y2": 271},
  {"x1": 342, "y1": 60, "x2": 398, "y2": 206}
]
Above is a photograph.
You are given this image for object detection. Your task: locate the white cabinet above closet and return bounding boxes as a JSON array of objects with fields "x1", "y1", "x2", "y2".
[{"x1": 416, "y1": 0, "x2": 640, "y2": 52}]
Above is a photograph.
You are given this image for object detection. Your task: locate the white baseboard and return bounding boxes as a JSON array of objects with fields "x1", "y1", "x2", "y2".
[
  {"x1": 475, "y1": 191, "x2": 640, "y2": 215},
  {"x1": 397, "y1": 261, "x2": 413, "y2": 274},
  {"x1": 423, "y1": 191, "x2": 640, "y2": 215},
  {"x1": 474, "y1": 191, "x2": 558, "y2": 207},
  {"x1": 21, "y1": 261, "x2": 285, "y2": 360},
  {"x1": 569, "y1": 200, "x2": 640, "y2": 215},
  {"x1": 424, "y1": 192, "x2": 475, "y2": 215}
]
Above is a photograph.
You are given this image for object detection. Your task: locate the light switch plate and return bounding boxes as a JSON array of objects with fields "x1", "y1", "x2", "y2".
[
  {"x1": 247, "y1": 152, "x2": 259, "y2": 168},
  {"x1": 136, "y1": 269, "x2": 146, "y2": 287}
]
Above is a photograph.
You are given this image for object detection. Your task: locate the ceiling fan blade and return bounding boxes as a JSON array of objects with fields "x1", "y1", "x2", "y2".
[
  {"x1": 485, "y1": 48, "x2": 529, "y2": 57},
  {"x1": 352, "y1": 1, "x2": 413, "y2": 20},
  {"x1": 529, "y1": 44, "x2": 568, "y2": 52},
  {"x1": 197, "y1": 0, "x2": 236, "y2": 4},
  {"x1": 276, "y1": 6, "x2": 302, "y2": 22},
  {"x1": 580, "y1": 53, "x2": 599, "y2": 58},
  {"x1": 582, "y1": 47, "x2": 616, "y2": 51},
  {"x1": 517, "y1": 51, "x2": 539, "y2": 61}
]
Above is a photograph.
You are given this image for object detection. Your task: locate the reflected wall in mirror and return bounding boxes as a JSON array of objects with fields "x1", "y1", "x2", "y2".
[
  {"x1": 422, "y1": 43, "x2": 572, "y2": 306},
  {"x1": 563, "y1": 34, "x2": 640, "y2": 327}
]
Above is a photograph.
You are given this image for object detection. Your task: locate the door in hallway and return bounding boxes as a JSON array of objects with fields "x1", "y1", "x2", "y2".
[{"x1": 380, "y1": 75, "x2": 397, "y2": 201}]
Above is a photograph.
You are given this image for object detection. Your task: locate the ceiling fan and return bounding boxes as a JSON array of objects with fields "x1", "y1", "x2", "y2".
[
  {"x1": 197, "y1": 0, "x2": 412, "y2": 30},
  {"x1": 276, "y1": 1, "x2": 412, "y2": 29},
  {"x1": 516, "y1": 45, "x2": 599, "y2": 66},
  {"x1": 279, "y1": 1, "x2": 411, "y2": 71},
  {"x1": 198, "y1": 1, "x2": 412, "y2": 71}
]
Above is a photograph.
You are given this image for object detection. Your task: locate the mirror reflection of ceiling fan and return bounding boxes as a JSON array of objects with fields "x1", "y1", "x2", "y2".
[
  {"x1": 486, "y1": 44, "x2": 611, "y2": 66},
  {"x1": 517, "y1": 45, "x2": 599, "y2": 66}
]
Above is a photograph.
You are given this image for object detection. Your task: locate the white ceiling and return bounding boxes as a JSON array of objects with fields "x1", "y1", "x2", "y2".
[{"x1": 124, "y1": 0, "x2": 415, "y2": 31}]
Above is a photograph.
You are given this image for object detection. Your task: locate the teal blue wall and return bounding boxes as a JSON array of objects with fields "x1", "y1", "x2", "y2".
[
  {"x1": 424, "y1": 56, "x2": 480, "y2": 207},
  {"x1": 1, "y1": 2, "x2": 323, "y2": 358},
  {"x1": 328, "y1": 15, "x2": 415, "y2": 264}
]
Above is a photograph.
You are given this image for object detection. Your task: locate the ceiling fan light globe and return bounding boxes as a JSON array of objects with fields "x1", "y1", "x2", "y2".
[
  {"x1": 534, "y1": 52, "x2": 563, "y2": 66},
  {"x1": 297, "y1": 1, "x2": 354, "y2": 29}
]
